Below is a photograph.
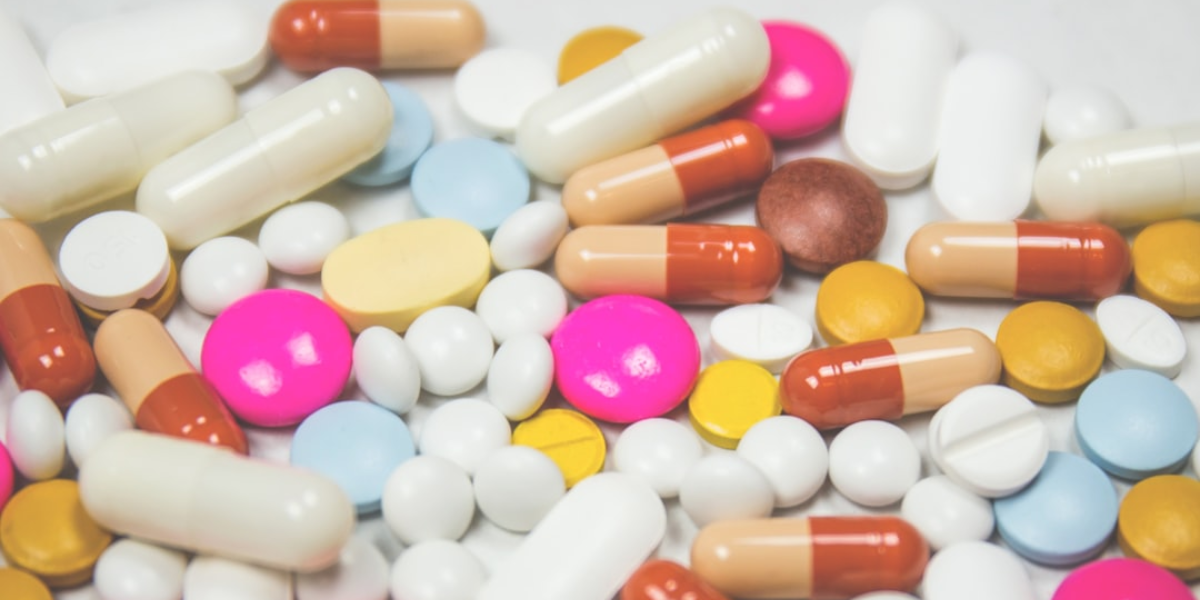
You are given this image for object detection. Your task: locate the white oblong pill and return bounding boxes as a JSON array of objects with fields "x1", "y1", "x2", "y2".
[
  {"x1": 183, "y1": 556, "x2": 292, "y2": 600},
  {"x1": 180, "y1": 236, "x2": 268, "y2": 317},
  {"x1": 1096, "y1": 294, "x2": 1186, "y2": 378},
  {"x1": 1043, "y1": 85, "x2": 1131, "y2": 145},
  {"x1": 390, "y1": 540, "x2": 486, "y2": 600},
  {"x1": 490, "y1": 201, "x2": 569, "y2": 272},
  {"x1": 381, "y1": 455, "x2": 475, "y2": 545},
  {"x1": 406, "y1": 306, "x2": 495, "y2": 397},
  {"x1": 923, "y1": 542, "x2": 1036, "y2": 600},
  {"x1": 64, "y1": 393, "x2": 133, "y2": 468},
  {"x1": 710, "y1": 303, "x2": 813, "y2": 374},
  {"x1": 932, "y1": 52, "x2": 1047, "y2": 221},
  {"x1": 353, "y1": 326, "x2": 421, "y2": 415},
  {"x1": 473, "y1": 445, "x2": 565, "y2": 533},
  {"x1": 900, "y1": 475, "x2": 994, "y2": 551},
  {"x1": 6, "y1": 390, "x2": 65, "y2": 481},
  {"x1": 418, "y1": 399, "x2": 511, "y2": 475},
  {"x1": 475, "y1": 269, "x2": 567, "y2": 344},
  {"x1": 828, "y1": 420, "x2": 920, "y2": 507},
  {"x1": 296, "y1": 536, "x2": 389, "y2": 600},
  {"x1": 487, "y1": 333, "x2": 554, "y2": 421},
  {"x1": 611, "y1": 417, "x2": 703, "y2": 499},
  {"x1": 94, "y1": 538, "x2": 187, "y2": 600},
  {"x1": 678, "y1": 453, "x2": 774, "y2": 528},
  {"x1": 59, "y1": 211, "x2": 171, "y2": 312},
  {"x1": 0, "y1": 8, "x2": 63, "y2": 134},
  {"x1": 258, "y1": 201, "x2": 350, "y2": 275},
  {"x1": 455, "y1": 48, "x2": 556, "y2": 141},
  {"x1": 736, "y1": 415, "x2": 828, "y2": 508}
]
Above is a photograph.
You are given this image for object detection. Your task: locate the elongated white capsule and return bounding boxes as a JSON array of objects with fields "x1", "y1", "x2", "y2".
[{"x1": 0, "y1": 8, "x2": 63, "y2": 134}]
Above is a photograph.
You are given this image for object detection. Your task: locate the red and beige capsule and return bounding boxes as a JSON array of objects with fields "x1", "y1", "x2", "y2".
[
  {"x1": 562, "y1": 120, "x2": 775, "y2": 226},
  {"x1": 622, "y1": 560, "x2": 730, "y2": 600},
  {"x1": 781, "y1": 328, "x2": 1001, "y2": 430}
]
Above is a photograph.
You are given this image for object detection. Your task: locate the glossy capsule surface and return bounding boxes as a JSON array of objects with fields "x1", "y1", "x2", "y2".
[{"x1": 622, "y1": 560, "x2": 729, "y2": 600}]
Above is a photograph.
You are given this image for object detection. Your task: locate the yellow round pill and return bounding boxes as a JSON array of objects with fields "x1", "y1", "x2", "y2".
[
  {"x1": 688, "y1": 360, "x2": 780, "y2": 449},
  {"x1": 1132, "y1": 219, "x2": 1200, "y2": 317},
  {"x1": 1118, "y1": 475, "x2": 1200, "y2": 579},
  {"x1": 557, "y1": 26, "x2": 644, "y2": 84},
  {"x1": 994, "y1": 301, "x2": 1105, "y2": 404},
  {"x1": 0, "y1": 568, "x2": 53, "y2": 600},
  {"x1": 512, "y1": 408, "x2": 606, "y2": 488},
  {"x1": 815, "y1": 261, "x2": 924, "y2": 346},
  {"x1": 0, "y1": 480, "x2": 112, "y2": 588}
]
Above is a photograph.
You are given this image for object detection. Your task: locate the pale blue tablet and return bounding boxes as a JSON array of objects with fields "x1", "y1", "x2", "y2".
[
  {"x1": 343, "y1": 82, "x2": 434, "y2": 187},
  {"x1": 411, "y1": 137, "x2": 530, "y2": 236}
]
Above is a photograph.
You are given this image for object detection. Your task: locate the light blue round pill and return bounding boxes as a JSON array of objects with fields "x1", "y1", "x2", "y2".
[
  {"x1": 290, "y1": 400, "x2": 415, "y2": 514},
  {"x1": 343, "y1": 82, "x2": 434, "y2": 186},
  {"x1": 1075, "y1": 369, "x2": 1198, "y2": 480},
  {"x1": 411, "y1": 137, "x2": 530, "y2": 236},
  {"x1": 993, "y1": 451, "x2": 1117, "y2": 566}
]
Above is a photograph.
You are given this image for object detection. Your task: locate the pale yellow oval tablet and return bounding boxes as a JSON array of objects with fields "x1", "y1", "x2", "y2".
[{"x1": 322, "y1": 218, "x2": 491, "y2": 333}]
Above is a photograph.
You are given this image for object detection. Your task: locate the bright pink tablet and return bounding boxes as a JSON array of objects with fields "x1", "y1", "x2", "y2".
[
  {"x1": 1053, "y1": 558, "x2": 1192, "y2": 600},
  {"x1": 728, "y1": 21, "x2": 850, "y2": 140},
  {"x1": 201, "y1": 289, "x2": 352, "y2": 427},
  {"x1": 0, "y1": 441, "x2": 12, "y2": 513},
  {"x1": 550, "y1": 295, "x2": 700, "y2": 423}
]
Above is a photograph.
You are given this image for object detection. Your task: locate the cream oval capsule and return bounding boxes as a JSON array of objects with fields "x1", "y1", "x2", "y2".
[
  {"x1": 137, "y1": 67, "x2": 392, "y2": 250},
  {"x1": 554, "y1": 224, "x2": 783, "y2": 305},
  {"x1": 516, "y1": 8, "x2": 769, "y2": 184},
  {"x1": 79, "y1": 430, "x2": 354, "y2": 572},
  {"x1": 562, "y1": 120, "x2": 773, "y2": 226},
  {"x1": 0, "y1": 8, "x2": 63, "y2": 134}
]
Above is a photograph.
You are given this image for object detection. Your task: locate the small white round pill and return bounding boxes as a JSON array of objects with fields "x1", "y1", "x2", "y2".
[
  {"x1": 405, "y1": 306, "x2": 494, "y2": 396},
  {"x1": 473, "y1": 445, "x2": 565, "y2": 532},
  {"x1": 258, "y1": 201, "x2": 350, "y2": 275},
  {"x1": 486, "y1": 333, "x2": 554, "y2": 421},
  {"x1": 65, "y1": 393, "x2": 132, "y2": 468},
  {"x1": 829, "y1": 420, "x2": 920, "y2": 507},
  {"x1": 923, "y1": 542, "x2": 1037, "y2": 600},
  {"x1": 390, "y1": 540, "x2": 486, "y2": 600},
  {"x1": 6, "y1": 390, "x2": 64, "y2": 481},
  {"x1": 454, "y1": 48, "x2": 556, "y2": 140},
  {"x1": 475, "y1": 269, "x2": 567, "y2": 343},
  {"x1": 381, "y1": 455, "x2": 475, "y2": 545},
  {"x1": 180, "y1": 236, "x2": 268, "y2": 316},
  {"x1": 353, "y1": 326, "x2": 422, "y2": 414},
  {"x1": 1043, "y1": 84, "x2": 1131, "y2": 145},
  {"x1": 710, "y1": 303, "x2": 814, "y2": 373},
  {"x1": 736, "y1": 415, "x2": 828, "y2": 508},
  {"x1": 295, "y1": 536, "x2": 389, "y2": 600},
  {"x1": 612, "y1": 418, "x2": 703, "y2": 499},
  {"x1": 59, "y1": 210, "x2": 171, "y2": 311},
  {"x1": 679, "y1": 453, "x2": 774, "y2": 527},
  {"x1": 489, "y1": 201, "x2": 569, "y2": 272},
  {"x1": 94, "y1": 538, "x2": 187, "y2": 600},
  {"x1": 1096, "y1": 294, "x2": 1186, "y2": 378},
  {"x1": 183, "y1": 556, "x2": 292, "y2": 600},
  {"x1": 418, "y1": 399, "x2": 512, "y2": 475},
  {"x1": 901, "y1": 475, "x2": 995, "y2": 551}
]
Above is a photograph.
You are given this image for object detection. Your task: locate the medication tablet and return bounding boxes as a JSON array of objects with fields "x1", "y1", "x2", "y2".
[
  {"x1": 622, "y1": 560, "x2": 730, "y2": 600},
  {"x1": 611, "y1": 418, "x2": 703, "y2": 499},
  {"x1": 406, "y1": 306, "x2": 494, "y2": 396},
  {"x1": 995, "y1": 301, "x2": 1105, "y2": 403},
  {"x1": 994, "y1": 451, "x2": 1118, "y2": 565},
  {"x1": 6, "y1": 390, "x2": 65, "y2": 481},
  {"x1": 736, "y1": 416, "x2": 827, "y2": 508},
  {"x1": 755, "y1": 158, "x2": 887, "y2": 273},
  {"x1": 551, "y1": 295, "x2": 700, "y2": 423},
  {"x1": 0, "y1": 479, "x2": 112, "y2": 588},
  {"x1": 257, "y1": 201, "x2": 350, "y2": 275},
  {"x1": 418, "y1": 399, "x2": 511, "y2": 475},
  {"x1": 296, "y1": 536, "x2": 390, "y2": 600},
  {"x1": 390, "y1": 540, "x2": 486, "y2": 600},
  {"x1": 411, "y1": 139, "x2": 530, "y2": 236},
  {"x1": 1096, "y1": 295, "x2": 1186, "y2": 377},
  {"x1": 929, "y1": 385, "x2": 1049, "y2": 498},
  {"x1": 344, "y1": 82, "x2": 434, "y2": 186},
  {"x1": 353, "y1": 326, "x2": 421, "y2": 415},
  {"x1": 828, "y1": 420, "x2": 920, "y2": 507},
  {"x1": 710, "y1": 303, "x2": 812, "y2": 373},
  {"x1": 473, "y1": 445, "x2": 566, "y2": 532},
  {"x1": 558, "y1": 26, "x2": 643, "y2": 84},
  {"x1": 64, "y1": 393, "x2": 133, "y2": 468},
  {"x1": 0, "y1": 8, "x2": 63, "y2": 134},
  {"x1": 679, "y1": 453, "x2": 774, "y2": 527},
  {"x1": 900, "y1": 475, "x2": 994, "y2": 551},
  {"x1": 455, "y1": 49, "x2": 556, "y2": 140},
  {"x1": 59, "y1": 211, "x2": 171, "y2": 313},
  {"x1": 1076, "y1": 370, "x2": 1198, "y2": 479},
  {"x1": 0, "y1": 441, "x2": 11, "y2": 513},
  {"x1": 183, "y1": 557, "x2": 292, "y2": 600},
  {"x1": 291, "y1": 401, "x2": 416, "y2": 514},
  {"x1": 76, "y1": 258, "x2": 179, "y2": 329},
  {"x1": 815, "y1": 261, "x2": 924, "y2": 345},
  {"x1": 1052, "y1": 557, "x2": 1195, "y2": 600},
  {"x1": 381, "y1": 455, "x2": 475, "y2": 545},
  {"x1": 322, "y1": 218, "x2": 490, "y2": 333},
  {"x1": 202, "y1": 289, "x2": 353, "y2": 427},
  {"x1": 1118, "y1": 475, "x2": 1200, "y2": 578},
  {"x1": 475, "y1": 269, "x2": 568, "y2": 343},
  {"x1": 1043, "y1": 85, "x2": 1131, "y2": 145},
  {"x1": 180, "y1": 236, "x2": 269, "y2": 317},
  {"x1": 688, "y1": 360, "x2": 780, "y2": 449},
  {"x1": 0, "y1": 567, "x2": 53, "y2": 600},
  {"x1": 1132, "y1": 219, "x2": 1200, "y2": 317},
  {"x1": 487, "y1": 333, "x2": 554, "y2": 421},
  {"x1": 94, "y1": 538, "x2": 187, "y2": 600},
  {"x1": 853, "y1": 595, "x2": 918, "y2": 600},
  {"x1": 923, "y1": 542, "x2": 1036, "y2": 600},
  {"x1": 512, "y1": 408, "x2": 606, "y2": 488},
  {"x1": 489, "y1": 201, "x2": 569, "y2": 272}
]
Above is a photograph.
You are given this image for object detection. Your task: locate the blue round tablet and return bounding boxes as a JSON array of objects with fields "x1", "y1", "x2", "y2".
[
  {"x1": 993, "y1": 451, "x2": 1117, "y2": 566},
  {"x1": 411, "y1": 138, "x2": 530, "y2": 236},
  {"x1": 343, "y1": 82, "x2": 434, "y2": 186},
  {"x1": 1075, "y1": 369, "x2": 1198, "y2": 480},
  {"x1": 291, "y1": 400, "x2": 415, "y2": 514}
]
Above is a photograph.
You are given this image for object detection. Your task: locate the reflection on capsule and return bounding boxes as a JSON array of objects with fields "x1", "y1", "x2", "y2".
[{"x1": 622, "y1": 560, "x2": 730, "y2": 600}]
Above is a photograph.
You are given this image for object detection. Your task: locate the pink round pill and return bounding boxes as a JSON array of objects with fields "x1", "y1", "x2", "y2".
[
  {"x1": 0, "y1": 441, "x2": 12, "y2": 513},
  {"x1": 551, "y1": 295, "x2": 700, "y2": 423},
  {"x1": 202, "y1": 289, "x2": 352, "y2": 427},
  {"x1": 1053, "y1": 558, "x2": 1193, "y2": 600},
  {"x1": 728, "y1": 21, "x2": 850, "y2": 140}
]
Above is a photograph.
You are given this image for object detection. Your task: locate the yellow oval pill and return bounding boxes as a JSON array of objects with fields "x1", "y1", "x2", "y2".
[
  {"x1": 994, "y1": 301, "x2": 1104, "y2": 404},
  {"x1": 322, "y1": 218, "x2": 490, "y2": 333},
  {"x1": 0, "y1": 480, "x2": 112, "y2": 588},
  {"x1": 0, "y1": 568, "x2": 53, "y2": 600},
  {"x1": 1132, "y1": 219, "x2": 1200, "y2": 317},
  {"x1": 557, "y1": 26, "x2": 644, "y2": 84},
  {"x1": 512, "y1": 408, "x2": 606, "y2": 488},
  {"x1": 1118, "y1": 475, "x2": 1200, "y2": 579},
  {"x1": 815, "y1": 260, "x2": 924, "y2": 346},
  {"x1": 688, "y1": 360, "x2": 780, "y2": 449}
]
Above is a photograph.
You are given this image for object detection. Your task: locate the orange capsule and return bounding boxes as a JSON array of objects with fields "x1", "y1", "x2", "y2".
[
  {"x1": 555, "y1": 223, "x2": 784, "y2": 305},
  {"x1": 622, "y1": 560, "x2": 730, "y2": 600}
]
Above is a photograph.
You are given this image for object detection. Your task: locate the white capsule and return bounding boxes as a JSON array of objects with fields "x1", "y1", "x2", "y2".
[
  {"x1": 295, "y1": 536, "x2": 390, "y2": 600},
  {"x1": 6, "y1": 390, "x2": 65, "y2": 481},
  {"x1": 64, "y1": 393, "x2": 133, "y2": 468},
  {"x1": 418, "y1": 399, "x2": 511, "y2": 475},
  {"x1": 611, "y1": 418, "x2": 703, "y2": 499},
  {"x1": 0, "y1": 8, "x2": 64, "y2": 134},
  {"x1": 390, "y1": 541, "x2": 486, "y2": 600},
  {"x1": 1096, "y1": 295, "x2": 1187, "y2": 378},
  {"x1": 489, "y1": 201, "x2": 569, "y2": 272},
  {"x1": 94, "y1": 538, "x2": 187, "y2": 600},
  {"x1": 473, "y1": 445, "x2": 565, "y2": 532},
  {"x1": 183, "y1": 557, "x2": 292, "y2": 600},
  {"x1": 679, "y1": 453, "x2": 774, "y2": 527},
  {"x1": 257, "y1": 201, "x2": 350, "y2": 275},
  {"x1": 486, "y1": 333, "x2": 554, "y2": 421},
  {"x1": 475, "y1": 269, "x2": 567, "y2": 343},
  {"x1": 381, "y1": 455, "x2": 475, "y2": 545},
  {"x1": 353, "y1": 326, "x2": 421, "y2": 415}
]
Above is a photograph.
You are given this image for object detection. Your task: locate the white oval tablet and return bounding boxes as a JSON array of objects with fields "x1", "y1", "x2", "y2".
[
  {"x1": 381, "y1": 455, "x2": 475, "y2": 545},
  {"x1": 390, "y1": 540, "x2": 486, "y2": 600},
  {"x1": 611, "y1": 418, "x2": 703, "y2": 499},
  {"x1": 1043, "y1": 85, "x2": 1131, "y2": 145},
  {"x1": 418, "y1": 399, "x2": 511, "y2": 475},
  {"x1": 296, "y1": 536, "x2": 389, "y2": 600},
  {"x1": 353, "y1": 326, "x2": 421, "y2": 414},
  {"x1": 0, "y1": 8, "x2": 64, "y2": 134},
  {"x1": 1096, "y1": 294, "x2": 1186, "y2": 378},
  {"x1": 65, "y1": 393, "x2": 133, "y2": 468},
  {"x1": 487, "y1": 333, "x2": 554, "y2": 421},
  {"x1": 257, "y1": 201, "x2": 350, "y2": 275},
  {"x1": 6, "y1": 390, "x2": 65, "y2": 481},
  {"x1": 475, "y1": 269, "x2": 568, "y2": 343},
  {"x1": 45, "y1": 0, "x2": 268, "y2": 102},
  {"x1": 455, "y1": 48, "x2": 557, "y2": 140},
  {"x1": 473, "y1": 445, "x2": 565, "y2": 532},
  {"x1": 405, "y1": 306, "x2": 494, "y2": 396},
  {"x1": 678, "y1": 453, "x2": 774, "y2": 528},
  {"x1": 59, "y1": 211, "x2": 171, "y2": 311},
  {"x1": 182, "y1": 556, "x2": 292, "y2": 600},
  {"x1": 94, "y1": 538, "x2": 187, "y2": 600},
  {"x1": 736, "y1": 415, "x2": 828, "y2": 508},
  {"x1": 900, "y1": 475, "x2": 994, "y2": 551},
  {"x1": 180, "y1": 236, "x2": 268, "y2": 316},
  {"x1": 489, "y1": 201, "x2": 569, "y2": 272},
  {"x1": 828, "y1": 420, "x2": 920, "y2": 507},
  {"x1": 710, "y1": 304, "x2": 813, "y2": 373},
  {"x1": 923, "y1": 542, "x2": 1036, "y2": 600}
]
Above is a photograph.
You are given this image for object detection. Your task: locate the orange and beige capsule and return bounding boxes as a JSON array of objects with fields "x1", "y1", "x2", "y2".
[{"x1": 562, "y1": 120, "x2": 775, "y2": 226}]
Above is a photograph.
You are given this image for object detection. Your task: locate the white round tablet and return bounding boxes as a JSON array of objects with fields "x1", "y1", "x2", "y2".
[
  {"x1": 923, "y1": 542, "x2": 1036, "y2": 600},
  {"x1": 929, "y1": 385, "x2": 1049, "y2": 498},
  {"x1": 678, "y1": 453, "x2": 774, "y2": 527},
  {"x1": 611, "y1": 418, "x2": 703, "y2": 499},
  {"x1": 900, "y1": 475, "x2": 995, "y2": 551},
  {"x1": 736, "y1": 415, "x2": 828, "y2": 508},
  {"x1": 454, "y1": 48, "x2": 556, "y2": 140},
  {"x1": 296, "y1": 536, "x2": 389, "y2": 600},
  {"x1": 353, "y1": 326, "x2": 422, "y2": 414},
  {"x1": 94, "y1": 538, "x2": 187, "y2": 600},
  {"x1": 828, "y1": 420, "x2": 920, "y2": 507},
  {"x1": 183, "y1": 556, "x2": 292, "y2": 600},
  {"x1": 405, "y1": 306, "x2": 494, "y2": 396},
  {"x1": 473, "y1": 445, "x2": 565, "y2": 532},
  {"x1": 59, "y1": 210, "x2": 171, "y2": 311},
  {"x1": 180, "y1": 236, "x2": 268, "y2": 316},
  {"x1": 1096, "y1": 294, "x2": 1186, "y2": 378},
  {"x1": 475, "y1": 269, "x2": 568, "y2": 343},
  {"x1": 257, "y1": 201, "x2": 350, "y2": 275},
  {"x1": 1043, "y1": 84, "x2": 1131, "y2": 145},
  {"x1": 390, "y1": 540, "x2": 486, "y2": 600},
  {"x1": 710, "y1": 303, "x2": 814, "y2": 373},
  {"x1": 64, "y1": 393, "x2": 133, "y2": 468},
  {"x1": 487, "y1": 333, "x2": 554, "y2": 421},
  {"x1": 418, "y1": 399, "x2": 512, "y2": 474},
  {"x1": 381, "y1": 455, "x2": 475, "y2": 545},
  {"x1": 490, "y1": 201, "x2": 569, "y2": 272},
  {"x1": 6, "y1": 390, "x2": 64, "y2": 481}
]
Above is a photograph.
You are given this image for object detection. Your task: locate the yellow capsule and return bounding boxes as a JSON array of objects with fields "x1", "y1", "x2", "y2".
[
  {"x1": 815, "y1": 261, "x2": 924, "y2": 345},
  {"x1": 0, "y1": 480, "x2": 112, "y2": 588},
  {"x1": 688, "y1": 360, "x2": 780, "y2": 449},
  {"x1": 994, "y1": 301, "x2": 1104, "y2": 404},
  {"x1": 557, "y1": 26, "x2": 643, "y2": 84},
  {"x1": 513, "y1": 408, "x2": 606, "y2": 488},
  {"x1": 1118, "y1": 475, "x2": 1200, "y2": 579},
  {"x1": 1132, "y1": 219, "x2": 1200, "y2": 317},
  {"x1": 0, "y1": 568, "x2": 53, "y2": 600}
]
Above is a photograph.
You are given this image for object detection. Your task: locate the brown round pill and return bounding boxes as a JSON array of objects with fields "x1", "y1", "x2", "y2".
[{"x1": 755, "y1": 158, "x2": 887, "y2": 273}]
